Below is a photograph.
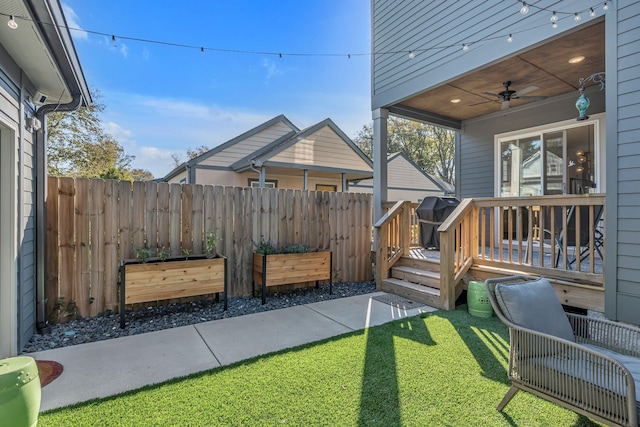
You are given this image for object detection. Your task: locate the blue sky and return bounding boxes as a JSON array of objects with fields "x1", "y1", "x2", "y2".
[{"x1": 62, "y1": 1, "x2": 371, "y2": 177}]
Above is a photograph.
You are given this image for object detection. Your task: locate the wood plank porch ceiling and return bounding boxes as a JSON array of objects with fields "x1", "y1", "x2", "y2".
[{"x1": 399, "y1": 21, "x2": 604, "y2": 122}]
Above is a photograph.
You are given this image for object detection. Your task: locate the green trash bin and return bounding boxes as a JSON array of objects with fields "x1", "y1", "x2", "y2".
[
  {"x1": 0, "y1": 356, "x2": 41, "y2": 427},
  {"x1": 467, "y1": 280, "x2": 493, "y2": 318}
]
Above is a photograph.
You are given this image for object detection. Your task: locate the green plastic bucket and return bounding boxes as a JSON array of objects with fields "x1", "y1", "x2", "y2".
[
  {"x1": 467, "y1": 281, "x2": 493, "y2": 318},
  {"x1": 0, "y1": 356, "x2": 41, "y2": 427}
]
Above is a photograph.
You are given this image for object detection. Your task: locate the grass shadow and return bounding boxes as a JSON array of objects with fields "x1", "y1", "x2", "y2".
[{"x1": 357, "y1": 315, "x2": 435, "y2": 426}]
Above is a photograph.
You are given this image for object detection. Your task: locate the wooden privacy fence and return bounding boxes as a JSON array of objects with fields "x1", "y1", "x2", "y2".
[{"x1": 46, "y1": 177, "x2": 373, "y2": 321}]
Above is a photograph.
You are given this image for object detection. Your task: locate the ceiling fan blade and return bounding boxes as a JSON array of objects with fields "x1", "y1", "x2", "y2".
[
  {"x1": 481, "y1": 92, "x2": 500, "y2": 97},
  {"x1": 501, "y1": 100, "x2": 510, "y2": 110},
  {"x1": 469, "y1": 99, "x2": 495, "y2": 107},
  {"x1": 517, "y1": 95, "x2": 547, "y2": 100},
  {"x1": 512, "y1": 85, "x2": 539, "y2": 97}
]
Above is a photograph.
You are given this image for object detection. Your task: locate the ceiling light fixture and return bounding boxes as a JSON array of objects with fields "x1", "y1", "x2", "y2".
[
  {"x1": 450, "y1": 98, "x2": 461, "y2": 104},
  {"x1": 568, "y1": 55, "x2": 585, "y2": 64},
  {"x1": 7, "y1": 15, "x2": 18, "y2": 29}
]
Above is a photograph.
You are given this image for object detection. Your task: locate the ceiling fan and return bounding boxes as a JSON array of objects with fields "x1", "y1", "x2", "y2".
[{"x1": 472, "y1": 81, "x2": 547, "y2": 110}]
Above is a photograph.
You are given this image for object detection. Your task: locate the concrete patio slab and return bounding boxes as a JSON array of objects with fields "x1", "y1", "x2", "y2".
[
  {"x1": 33, "y1": 325, "x2": 217, "y2": 411},
  {"x1": 305, "y1": 292, "x2": 436, "y2": 330},
  {"x1": 194, "y1": 305, "x2": 352, "y2": 366}
]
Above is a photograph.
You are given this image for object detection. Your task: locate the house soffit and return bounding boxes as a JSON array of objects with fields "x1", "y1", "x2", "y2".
[
  {"x1": 0, "y1": 0, "x2": 73, "y2": 103},
  {"x1": 397, "y1": 21, "x2": 605, "y2": 123}
]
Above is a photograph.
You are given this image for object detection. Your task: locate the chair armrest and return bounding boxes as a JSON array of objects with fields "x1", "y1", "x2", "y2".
[
  {"x1": 508, "y1": 323, "x2": 638, "y2": 427},
  {"x1": 567, "y1": 313, "x2": 640, "y2": 357}
]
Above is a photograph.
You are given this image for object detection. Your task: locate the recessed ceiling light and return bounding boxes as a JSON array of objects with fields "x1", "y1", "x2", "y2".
[
  {"x1": 450, "y1": 98, "x2": 461, "y2": 103},
  {"x1": 568, "y1": 56, "x2": 585, "y2": 64}
]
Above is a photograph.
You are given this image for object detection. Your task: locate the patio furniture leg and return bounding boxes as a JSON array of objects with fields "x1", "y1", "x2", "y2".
[{"x1": 497, "y1": 386, "x2": 519, "y2": 412}]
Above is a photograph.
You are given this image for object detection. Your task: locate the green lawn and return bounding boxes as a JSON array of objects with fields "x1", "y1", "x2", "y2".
[{"x1": 39, "y1": 307, "x2": 602, "y2": 426}]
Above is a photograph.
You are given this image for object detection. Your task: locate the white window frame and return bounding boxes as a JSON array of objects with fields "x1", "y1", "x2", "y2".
[{"x1": 494, "y1": 113, "x2": 605, "y2": 197}]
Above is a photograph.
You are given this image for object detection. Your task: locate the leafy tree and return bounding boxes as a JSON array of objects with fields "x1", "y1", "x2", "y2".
[
  {"x1": 46, "y1": 91, "x2": 153, "y2": 180},
  {"x1": 353, "y1": 117, "x2": 455, "y2": 185},
  {"x1": 171, "y1": 145, "x2": 212, "y2": 168}
]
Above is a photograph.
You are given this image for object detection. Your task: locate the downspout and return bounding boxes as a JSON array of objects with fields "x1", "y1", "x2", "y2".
[
  {"x1": 34, "y1": 93, "x2": 83, "y2": 331},
  {"x1": 249, "y1": 160, "x2": 264, "y2": 187}
]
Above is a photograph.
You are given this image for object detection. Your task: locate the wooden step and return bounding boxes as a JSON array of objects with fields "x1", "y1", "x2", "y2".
[
  {"x1": 391, "y1": 266, "x2": 441, "y2": 289},
  {"x1": 379, "y1": 278, "x2": 440, "y2": 309},
  {"x1": 396, "y1": 256, "x2": 441, "y2": 273}
]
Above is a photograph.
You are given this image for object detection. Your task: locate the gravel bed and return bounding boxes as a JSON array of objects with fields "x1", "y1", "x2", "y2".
[{"x1": 23, "y1": 281, "x2": 376, "y2": 353}]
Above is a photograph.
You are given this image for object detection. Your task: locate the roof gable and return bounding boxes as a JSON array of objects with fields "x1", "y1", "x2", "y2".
[{"x1": 233, "y1": 118, "x2": 372, "y2": 172}]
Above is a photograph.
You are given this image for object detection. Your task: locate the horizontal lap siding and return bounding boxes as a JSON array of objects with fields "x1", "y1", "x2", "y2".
[
  {"x1": 614, "y1": 0, "x2": 640, "y2": 321},
  {"x1": 459, "y1": 92, "x2": 605, "y2": 199},
  {"x1": 200, "y1": 122, "x2": 294, "y2": 167},
  {"x1": 20, "y1": 122, "x2": 36, "y2": 350},
  {"x1": 372, "y1": 0, "x2": 590, "y2": 108}
]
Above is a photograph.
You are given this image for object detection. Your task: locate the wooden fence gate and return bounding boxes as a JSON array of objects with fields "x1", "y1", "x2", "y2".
[{"x1": 45, "y1": 177, "x2": 373, "y2": 321}]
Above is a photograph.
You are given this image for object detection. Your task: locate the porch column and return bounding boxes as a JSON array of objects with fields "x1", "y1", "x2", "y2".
[
  {"x1": 373, "y1": 108, "x2": 389, "y2": 222},
  {"x1": 303, "y1": 169, "x2": 308, "y2": 190},
  {"x1": 341, "y1": 173, "x2": 347, "y2": 192}
]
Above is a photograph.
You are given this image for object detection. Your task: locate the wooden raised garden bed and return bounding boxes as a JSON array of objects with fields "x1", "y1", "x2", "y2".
[
  {"x1": 253, "y1": 251, "x2": 332, "y2": 304},
  {"x1": 120, "y1": 255, "x2": 227, "y2": 327}
]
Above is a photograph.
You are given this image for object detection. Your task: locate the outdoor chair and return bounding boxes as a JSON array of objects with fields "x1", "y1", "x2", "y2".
[
  {"x1": 485, "y1": 275, "x2": 640, "y2": 426},
  {"x1": 543, "y1": 205, "x2": 604, "y2": 269}
]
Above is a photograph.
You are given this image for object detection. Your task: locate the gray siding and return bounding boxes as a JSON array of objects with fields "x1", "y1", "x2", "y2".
[
  {"x1": 606, "y1": 1, "x2": 640, "y2": 324},
  {"x1": 19, "y1": 133, "x2": 36, "y2": 349},
  {"x1": 458, "y1": 90, "x2": 605, "y2": 199},
  {"x1": 372, "y1": 0, "x2": 591, "y2": 109}
]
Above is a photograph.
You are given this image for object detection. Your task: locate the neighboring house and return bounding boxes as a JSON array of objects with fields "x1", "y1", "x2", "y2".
[
  {"x1": 349, "y1": 152, "x2": 454, "y2": 202},
  {"x1": 0, "y1": 1, "x2": 90, "y2": 357},
  {"x1": 370, "y1": 2, "x2": 638, "y2": 323},
  {"x1": 161, "y1": 115, "x2": 373, "y2": 191}
]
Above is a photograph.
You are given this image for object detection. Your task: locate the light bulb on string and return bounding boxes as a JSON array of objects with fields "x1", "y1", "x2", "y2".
[
  {"x1": 574, "y1": 13, "x2": 581, "y2": 22},
  {"x1": 520, "y1": 2, "x2": 529, "y2": 14},
  {"x1": 603, "y1": 2, "x2": 609, "y2": 11},
  {"x1": 7, "y1": 15, "x2": 18, "y2": 29},
  {"x1": 551, "y1": 12, "x2": 558, "y2": 23},
  {"x1": 507, "y1": 34, "x2": 513, "y2": 43},
  {"x1": 408, "y1": 51, "x2": 415, "y2": 59},
  {"x1": 111, "y1": 35, "x2": 117, "y2": 47},
  {"x1": 552, "y1": 21, "x2": 558, "y2": 29},
  {"x1": 590, "y1": 8, "x2": 596, "y2": 17},
  {"x1": 462, "y1": 44, "x2": 469, "y2": 52}
]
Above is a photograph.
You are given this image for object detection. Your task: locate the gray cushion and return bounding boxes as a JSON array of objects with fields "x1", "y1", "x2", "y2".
[{"x1": 494, "y1": 277, "x2": 574, "y2": 342}]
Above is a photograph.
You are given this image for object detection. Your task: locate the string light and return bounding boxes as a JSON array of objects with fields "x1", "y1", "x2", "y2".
[{"x1": 0, "y1": 2, "x2": 607, "y2": 62}]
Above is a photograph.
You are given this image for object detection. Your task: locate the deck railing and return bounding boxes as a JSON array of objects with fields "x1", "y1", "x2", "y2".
[
  {"x1": 374, "y1": 201, "x2": 412, "y2": 285},
  {"x1": 439, "y1": 194, "x2": 605, "y2": 307},
  {"x1": 377, "y1": 195, "x2": 606, "y2": 311}
]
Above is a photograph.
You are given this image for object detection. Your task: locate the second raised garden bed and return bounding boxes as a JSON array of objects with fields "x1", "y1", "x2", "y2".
[{"x1": 252, "y1": 250, "x2": 332, "y2": 304}]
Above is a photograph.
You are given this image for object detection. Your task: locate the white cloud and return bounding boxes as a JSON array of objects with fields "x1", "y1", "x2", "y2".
[
  {"x1": 262, "y1": 58, "x2": 282, "y2": 80},
  {"x1": 62, "y1": 3, "x2": 88, "y2": 40}
]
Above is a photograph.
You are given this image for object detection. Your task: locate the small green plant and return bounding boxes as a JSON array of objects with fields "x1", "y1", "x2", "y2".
[
  {"x1": 282, "y1": 243, "x2": 310, "y2": 253},
  {"x1": 205, "y1": 231, "x2": 221, "y2": 257},
  {"x1": 157, "y1": 247, "x2": 170, "y2": 261},
  {"x1": 55, "y1": 297, "x2": 78, "y2": 321},
  {"x1": 182, "y1": 248, "x2": 192, "y2": 259},
  {"x1": 135, "y1": 246, "x2": 153, "y2": 263},
  {"x1": 254, "y1": 237, "x2": 278, "y2": 255}
]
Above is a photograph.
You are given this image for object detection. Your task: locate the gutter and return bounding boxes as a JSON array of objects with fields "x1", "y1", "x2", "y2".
[{"x1": 34, "y1": 93, "x2": 83, "y2": 331}]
